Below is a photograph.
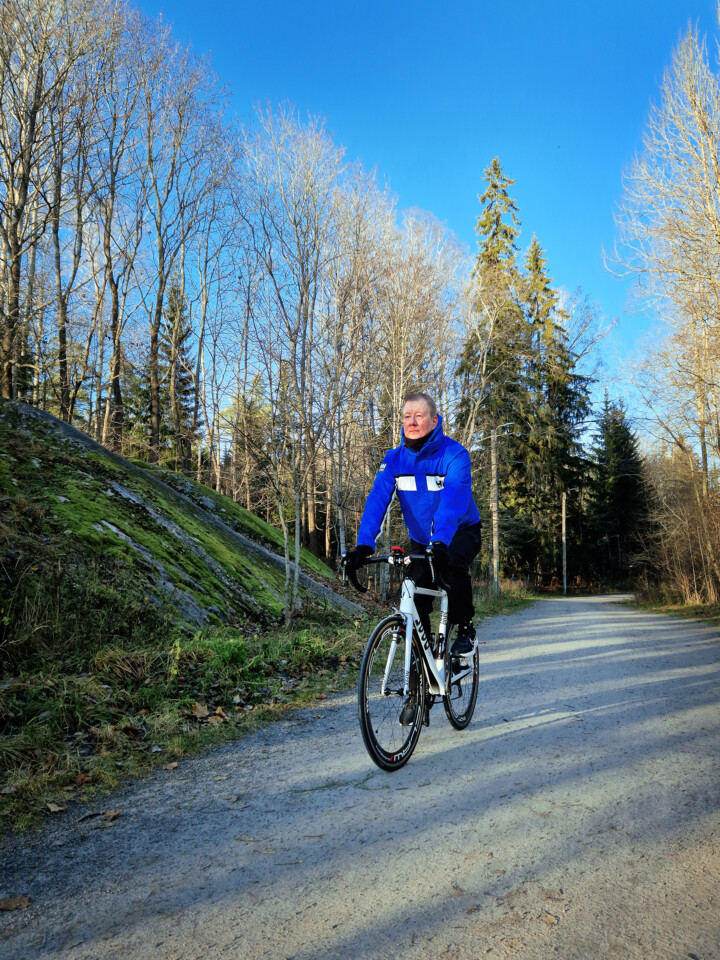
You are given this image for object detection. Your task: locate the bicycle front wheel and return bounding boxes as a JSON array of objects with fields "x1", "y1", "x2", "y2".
[
  {"x1": 358, "y1": 614, "x2": 425, "y2": 771},
  {"x1": 443, "y1": 625, "x2": 479, "y2": 730}
]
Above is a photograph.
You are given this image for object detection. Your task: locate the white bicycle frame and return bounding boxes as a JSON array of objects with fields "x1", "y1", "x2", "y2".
[{"x1": 379, "y1": 559, "x2": 450, "y2": 698}]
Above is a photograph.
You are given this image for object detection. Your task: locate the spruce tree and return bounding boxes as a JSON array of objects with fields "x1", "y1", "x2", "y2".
[
  {"x1": 122, "y1": 348, "x2": 167, "y2": 460},
  {"x1": 457, "y1": 157, "x2": 533, "y2": 579},
  {"x1": 474, "y1": 156, "x2": 521, "y2": 268},
  {"x1": 161, "y1": 281, "x2": 198, "y2": 472},
  {"x1": 521, "y1": 236, "x2": 590, "y2": 581},
  {"x1": 458, "y1": 156, "x2": 529, "y2": 432},
  {"x1": 587, "y1": 396, "x2": 648, "y2": 583}
]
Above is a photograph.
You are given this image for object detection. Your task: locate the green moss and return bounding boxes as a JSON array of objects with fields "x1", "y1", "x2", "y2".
[
  {"x1": 0, "y1": 401, "x2": 346, "y2": 669},
  {"x1": 153, "y1": 468, "x2": 333, "y2": 579}
]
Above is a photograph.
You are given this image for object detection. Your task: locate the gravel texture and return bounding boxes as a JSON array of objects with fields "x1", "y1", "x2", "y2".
[{"x1": 1, "y1": 596, "x2": 719, "y2": 959}]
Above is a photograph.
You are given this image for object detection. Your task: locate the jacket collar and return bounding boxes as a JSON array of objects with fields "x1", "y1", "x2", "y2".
[{"x1": 401, "y1": 415, "x2": 444, "y2": 456}]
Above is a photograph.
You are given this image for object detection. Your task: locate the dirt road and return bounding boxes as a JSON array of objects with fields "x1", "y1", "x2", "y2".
[{"x1": 2, "y1": 596, "x2": 719, "y2": 959}]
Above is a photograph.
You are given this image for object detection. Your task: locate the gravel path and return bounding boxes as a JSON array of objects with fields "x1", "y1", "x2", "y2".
[{"x1": 2, "y1": 596, "x2": 719, "y2": 959}]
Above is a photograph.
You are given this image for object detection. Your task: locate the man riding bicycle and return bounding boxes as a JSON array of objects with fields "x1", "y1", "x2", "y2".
[{"x1": 344, "y1": 391, "x2": 482, "y2": 661}]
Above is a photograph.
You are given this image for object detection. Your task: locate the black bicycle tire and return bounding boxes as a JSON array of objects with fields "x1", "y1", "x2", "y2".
[
  {"x1": 443, "y1": 625, "x2": 479, "y2": 729},
  {"x1": 358, "y1": 614, "x2": 426, "y2": 771}
]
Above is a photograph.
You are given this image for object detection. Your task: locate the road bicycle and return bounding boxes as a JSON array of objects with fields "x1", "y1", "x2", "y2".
[{"x1": 343, "y1": 547, "x2": 479, "y2": 771}]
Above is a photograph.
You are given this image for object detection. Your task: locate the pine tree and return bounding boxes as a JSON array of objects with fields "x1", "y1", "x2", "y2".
[
  {"x1": 587, "y1": 396, "x2": 648, "y2": 583},
  {"x1": 457, "y1": 157, "x2": 533, "y2": 580},
  {"x1": 458, "y1": 157, "x2": 529, "y2": 434},
  {"x1": 520, "y1": 236, "x2": 590, "y2": 580},
  {"x1": 474, "y1": 156, "x2": 521, "y2": 269},
  {"x1": 161, "y1": 281, "x2": 199, "y2": 472},
  {"x1": 122, "y1": 348, "x2": 163, "y2": 460}
]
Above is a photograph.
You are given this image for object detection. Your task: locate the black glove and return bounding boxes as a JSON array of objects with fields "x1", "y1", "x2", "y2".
[
  {"x1": 427, "y1": 541, "x2": 449, "y2": 574},
  {"x1": 343, "y1": 544, "x2": 373, "y2": 575}
]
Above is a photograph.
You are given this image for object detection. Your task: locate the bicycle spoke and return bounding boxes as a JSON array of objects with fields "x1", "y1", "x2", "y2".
[
  {"x1": 358, "y1": 615, "x2": 425, "y2": 770},
  {"x1": 443, "y1": 627, "x2": 479, "y2": 729}
]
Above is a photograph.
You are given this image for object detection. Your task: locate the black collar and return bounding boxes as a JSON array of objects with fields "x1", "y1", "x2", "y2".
[{"x1": 404, "y1": 432, "x2": 432, "y2": 452}]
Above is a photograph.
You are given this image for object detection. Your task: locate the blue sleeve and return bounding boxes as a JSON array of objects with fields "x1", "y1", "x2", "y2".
[
  {"x1": 356, "y1": 454, "x2": 396, "y2": 548},
  {"x1": 431, "y1": 449, "x2": 472, "y2": 546}
]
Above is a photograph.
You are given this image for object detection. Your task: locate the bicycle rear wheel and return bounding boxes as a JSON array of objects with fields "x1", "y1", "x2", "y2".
[
  {"x1": 443, "y1": 625, "x2": 479, "y2": 729},
  {"x1": 358, "y1": 614, "x2": 426, "y2": 771}
]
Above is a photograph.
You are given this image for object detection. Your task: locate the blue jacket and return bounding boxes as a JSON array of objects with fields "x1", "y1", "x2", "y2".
[{"x1": 357, "y1": 416, "x2": 480, "y2": 548}]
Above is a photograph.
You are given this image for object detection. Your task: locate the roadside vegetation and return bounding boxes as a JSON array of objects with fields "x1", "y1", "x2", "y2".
[
  {"x1": 1, "y1": 584, "x2": 531, "y2": 835},
  {"x1": 0, "y1": 606, "x2": 371, "y2": 834},
  {"x1": 474, "y1": 579, "x2": 537, "y2": 619},
  {"x1": 628, "y1": 596, "x2": 720, "y2": 628}
]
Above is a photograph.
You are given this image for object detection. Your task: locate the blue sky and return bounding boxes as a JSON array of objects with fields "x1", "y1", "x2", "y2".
[{"x1": 141, "y1": 0, "x2": 717, "y2": 387}]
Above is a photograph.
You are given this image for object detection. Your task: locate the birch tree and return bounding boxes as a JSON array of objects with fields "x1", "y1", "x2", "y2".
[{"x1": 0, "y1": 0, "x2": 99, "y2": 399}]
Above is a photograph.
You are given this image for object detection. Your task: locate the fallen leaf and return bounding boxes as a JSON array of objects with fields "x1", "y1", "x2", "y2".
[
  {"x1": 234, "y1": 834, "x2": 255, "y2": 842},
  {"x1": 315, "y1": 694, "x2": 326, "y2": 701},
  {"x1": 1, "y1": 786, "x2": 17, "y2": 795},
  {"x1": 105, "y1": 809, "x2": 120, "y2": 822},
  {"x1": 46, "y1": 802, "x2": 67, "y2": 814},
  {"x1": 214, "y1": 775, "x2": 229, "y2": 781},
  {"x1": 0, "y1": 896, "x2": 30, "y2": 911},
  {"x1": 88, "y1": 726, "x2": 101, "y2": 738},
  {"x1": 538, "y1": 911, "x2": 559, "y2": 926},
  {"x1": 191, "y1": 702, "x2": 209, "y2": 719},
  {"x1": 122, "y1": 724, "x2": 143, "y2": 740},
  {"x1": 150, "y1": 746, "x2": 162, "y2": 753},
  {"x1": 206, "y1": 715, "x2": 224, "y2": 724},
  {"x1": 214, "y1": 706, "x2": 228, "y2": 718},
  {"x1": 163, "y1": 762, "x2": 179, "y2": 771},
  {"x1": 75, "y1": 773, "x2": 93, "y2": 785}
]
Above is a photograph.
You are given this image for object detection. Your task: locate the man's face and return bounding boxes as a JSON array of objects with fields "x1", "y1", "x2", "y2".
[{"x1": 403, "y1": 400, "x2": 438, "y2": 440}]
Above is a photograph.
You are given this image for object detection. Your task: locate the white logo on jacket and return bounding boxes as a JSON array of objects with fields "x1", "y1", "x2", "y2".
[{"x1": 395, "y1": 474, "x2": 445, "y2": 492}]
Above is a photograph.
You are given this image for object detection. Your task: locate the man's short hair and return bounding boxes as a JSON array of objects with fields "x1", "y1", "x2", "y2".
[{"x1": 403, "y1": 392, "x2": 438, "y2": 419}]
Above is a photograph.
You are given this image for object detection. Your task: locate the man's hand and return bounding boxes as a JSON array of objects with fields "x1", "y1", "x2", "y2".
[
  {"x1": 343, "y1": 544, "x2": 374, "y2": 575},
  {"x1": 427, "y1": 541, "x2": 449, "y2": 574}
]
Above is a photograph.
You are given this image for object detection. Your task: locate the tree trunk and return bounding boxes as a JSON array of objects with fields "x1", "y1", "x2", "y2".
[
  {"x1": 105, "y1": 216, "x2": 124, "y2": 451},
  {"x1": 306, "y1": 465, "x2": 318, "y2": 555},
  {"x1": 2, "y1": 229, "x2": 21, "y2": 399},
  {"x1": 149, "y1": 277, "x2": 165, "y2": 462}
]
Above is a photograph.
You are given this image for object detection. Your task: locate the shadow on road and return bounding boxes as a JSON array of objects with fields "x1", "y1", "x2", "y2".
[{"x1": 2, "y1": 597, "x2": 719, "y2": 959}]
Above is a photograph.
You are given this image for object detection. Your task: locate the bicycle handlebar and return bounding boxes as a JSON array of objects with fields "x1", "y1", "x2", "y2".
[{"x1": 341, "y1": 552, "x2": 451, "y2": 595}]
